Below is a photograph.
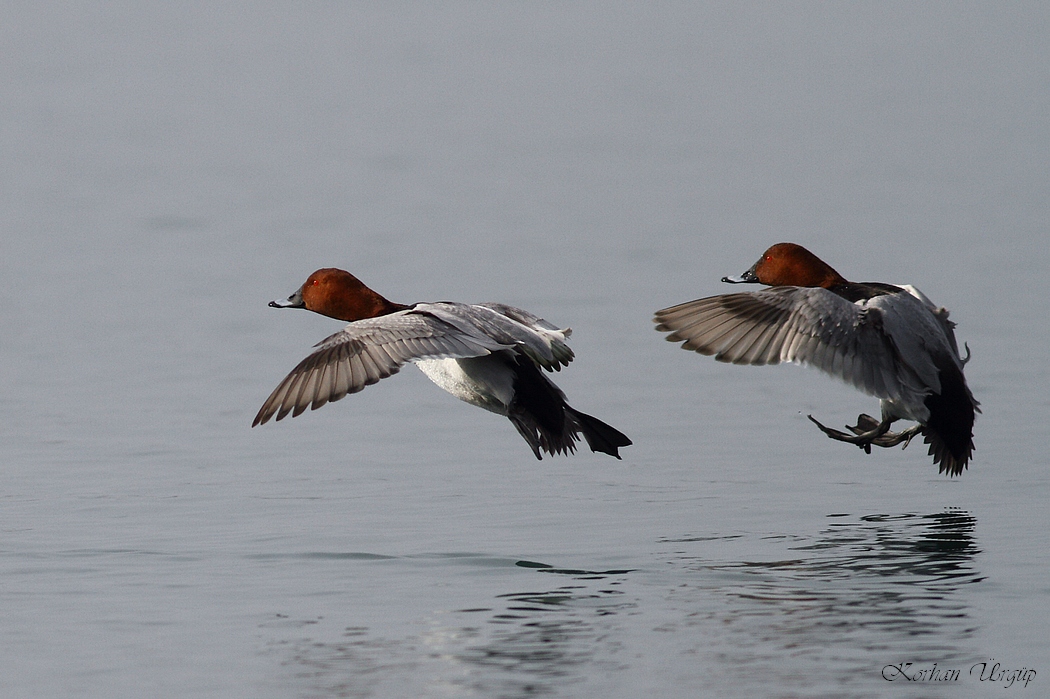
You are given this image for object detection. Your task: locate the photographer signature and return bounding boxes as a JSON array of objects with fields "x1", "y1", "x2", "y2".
[{"x1": 882, "y1": 660, "x2": 1035, "y2": 688}]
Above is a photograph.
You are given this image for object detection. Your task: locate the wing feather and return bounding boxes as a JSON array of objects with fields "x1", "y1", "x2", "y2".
[
  {"x1": 254, "y1": 301, "x2": 582, "y2": 427},
  {"x1": 253, "y1": 309, "x2": 508, "y2": 426},
  {"x1": 654, "y1": 287, "x2": 906, "y2": 401}
]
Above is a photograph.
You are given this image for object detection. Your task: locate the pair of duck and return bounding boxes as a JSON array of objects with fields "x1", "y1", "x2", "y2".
[{"x1": 253, "y1": 243, "x2": 979, "y2": 477}]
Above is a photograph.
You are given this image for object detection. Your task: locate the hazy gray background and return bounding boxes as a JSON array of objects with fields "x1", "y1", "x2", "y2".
[{"x1": 3, "y1": 3, "x2": 1048, "y2": 697}]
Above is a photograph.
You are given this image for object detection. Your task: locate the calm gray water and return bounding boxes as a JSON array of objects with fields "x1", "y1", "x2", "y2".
[{"x1": 3, "y1": 3, "x2": 1048, "y2": 697}]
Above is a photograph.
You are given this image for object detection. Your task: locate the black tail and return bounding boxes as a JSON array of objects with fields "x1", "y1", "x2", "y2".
[
  {"x1": 923, "y1": 364, "x2": 979, "y2": 477},
  {"x1": 506, "y1": 355, "x2": 631, "y2": 459},
  {"x1": 566, "y1": 407, "x2": 633, "y2": 459}
]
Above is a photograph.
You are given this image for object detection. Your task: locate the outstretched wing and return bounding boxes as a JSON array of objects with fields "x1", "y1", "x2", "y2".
[
  {"x1": 253, "y1": 310, "x2": 512, "y2": 426},
  {"x1": 654, "y1": 287, "x2": 921, "y2": 401}
]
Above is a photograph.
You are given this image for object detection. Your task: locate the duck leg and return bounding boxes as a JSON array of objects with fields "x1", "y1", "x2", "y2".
[
  {"x1": 807, "y1": 413, "x2": 922, "y2": 453},
  {"x1": 845, "y1": 414, "x2": 923, "y2": 449}
]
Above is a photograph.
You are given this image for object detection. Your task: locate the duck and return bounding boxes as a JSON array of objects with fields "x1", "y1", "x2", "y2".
[
  {"x1": 253, "y1": 268, "x2": 632, "y2": 460},
  {"x1": 653, "y1": 243, "x2": 978, "y2": 476}
]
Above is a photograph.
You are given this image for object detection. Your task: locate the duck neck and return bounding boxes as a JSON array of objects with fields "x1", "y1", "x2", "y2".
[{"x1": 329, "y1": 285, "x2": 409, "y2": 321}]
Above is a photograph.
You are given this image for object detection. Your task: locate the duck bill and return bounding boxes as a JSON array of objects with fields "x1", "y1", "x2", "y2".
[
  {"x1": 269, "y1": 287, "x2": 305, "y2": 309},
  {"x1": 721, "y1": 267, "x2": 760, "y2": 284}
]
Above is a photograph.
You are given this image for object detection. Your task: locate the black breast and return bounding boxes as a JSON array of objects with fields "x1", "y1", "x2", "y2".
[{"x1": 828, "y1": 281, "x2": 903, "y2": 303}]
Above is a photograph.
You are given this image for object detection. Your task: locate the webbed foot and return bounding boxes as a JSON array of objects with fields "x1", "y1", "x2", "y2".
[{"x1": 808, "y1": 414, "x2": 922, "y2": 453}]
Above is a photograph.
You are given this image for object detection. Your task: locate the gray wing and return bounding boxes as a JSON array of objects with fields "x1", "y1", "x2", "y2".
[
  {"x1": 895, "y1": 284, "x2": 967, "y2": 364},
  {"x1": 420, "y1": 302, "x2": 575, "y2": 371},
  {"x1": 654, "y1": 287, "x2": 917, "y2": 401},
  {"x1": 253, "y1": 310, "x2": 512, "y2": 426}
]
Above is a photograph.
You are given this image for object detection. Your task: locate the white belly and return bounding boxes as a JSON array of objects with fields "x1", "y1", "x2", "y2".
[{"x1": 414, "y1": 356, "x2": 514, "y2": 416}]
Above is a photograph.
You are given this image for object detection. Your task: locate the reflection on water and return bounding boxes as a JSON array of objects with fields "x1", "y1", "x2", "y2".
[
  {"x1": 263, "y1": 559, "x2": 635, "y2": 698},
  {"x1": 659, "y1": 509, "x2": 981, "y2": 696},
  {"x1": 450, "y1": 563, "x2": 635, "y2": 697},
  {"x1": 795, "y1": 510, "x2": 981, "y2": 585},
  {"x1": 265, "y1": 511, "x2": 980, "y2": 698},
  {"x1": 263, "y1": 622, "x2": 418, "y2": 699}
]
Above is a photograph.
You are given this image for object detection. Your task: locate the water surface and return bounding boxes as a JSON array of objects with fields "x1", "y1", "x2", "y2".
[{"x1": 2, "y1": 3, "x2": 1048, "y2": 697}]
